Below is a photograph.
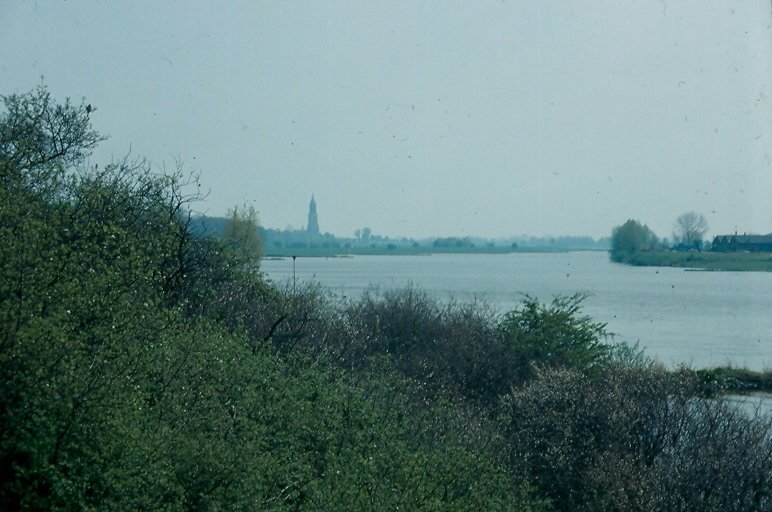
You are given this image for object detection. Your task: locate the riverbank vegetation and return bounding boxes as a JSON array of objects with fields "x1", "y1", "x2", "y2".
[
  {"x1": 610, "y1": 218, "x2": 772, "y2": 271},
  {"x1": 694, "y1": 366, "x2": 772, "y2": 395},
  {"x1": 621, "y1": 249, "x2": 772, "y2": 272},
  {"x1": 3, "y1": 88, "x2": 771, "y2": 511}
]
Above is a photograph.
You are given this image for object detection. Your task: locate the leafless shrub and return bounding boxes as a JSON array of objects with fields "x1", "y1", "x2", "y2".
[
  {"x1": 343, "y1": 286, "x2": 508, "y2": 401},
  {"x1": 500, "y1": 366, "x2": 772, "y2": 512}
]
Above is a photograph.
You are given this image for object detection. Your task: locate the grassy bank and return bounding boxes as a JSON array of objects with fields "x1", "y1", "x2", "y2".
[{"x1": 622, "y1": 250, "x2": 772, "y2": 271}]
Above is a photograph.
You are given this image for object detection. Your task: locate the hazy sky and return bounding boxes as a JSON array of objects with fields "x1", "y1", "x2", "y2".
[{"x1": 2, "y1": 1, "x2": 771, "y2": 239}]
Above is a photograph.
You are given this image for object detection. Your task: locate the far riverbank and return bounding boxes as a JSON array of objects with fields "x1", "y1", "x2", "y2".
[
  {"x1": 264, "y1": 245, "x2": 591, "y2": 258},
  {"x1": 619, "y1": 250, "x2": 772, "y2": 272}
]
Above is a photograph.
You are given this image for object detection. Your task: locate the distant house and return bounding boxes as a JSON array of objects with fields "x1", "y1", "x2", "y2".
[{"x1": 711, "y1": 233, "x2": 772, "y2": 252}]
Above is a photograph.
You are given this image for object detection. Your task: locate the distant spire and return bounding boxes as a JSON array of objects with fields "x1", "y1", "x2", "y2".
[{"x1": 307, "y1": 195, "x2": 320, "y2": 237}]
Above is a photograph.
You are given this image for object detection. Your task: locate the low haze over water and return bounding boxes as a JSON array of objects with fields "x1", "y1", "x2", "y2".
[{"x1": 263, "y1": 252, "x2": 772, "y2": 370}]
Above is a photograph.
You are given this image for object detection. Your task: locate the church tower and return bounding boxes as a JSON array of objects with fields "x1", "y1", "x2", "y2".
[{"x1": 307, "y1": 195, "x2": 320, "y2": 237}]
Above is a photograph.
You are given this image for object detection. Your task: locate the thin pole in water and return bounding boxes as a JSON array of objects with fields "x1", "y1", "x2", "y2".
[{"x1": 292, "y1": 255, "x2": 297, "y2": 294}]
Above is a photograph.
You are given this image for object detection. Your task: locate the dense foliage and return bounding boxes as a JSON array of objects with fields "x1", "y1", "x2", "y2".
[
  {"x1": 0, "y1": 87, "x2": 540, "y2": 511},
  {"x1": 3, "y1": 88, "x2": 770, "y2": 511},
  {"x1": 610, "y1": 219, "x2": 659, "y2": 262}
]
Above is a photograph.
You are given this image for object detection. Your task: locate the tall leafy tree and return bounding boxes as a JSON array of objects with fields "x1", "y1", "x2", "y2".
[
  {"x1": 224, "y1": 204, "x2": 262, "y2": 265},
  {"x1": 610, "y1": 219, "x2": 658, "y2": 262}
]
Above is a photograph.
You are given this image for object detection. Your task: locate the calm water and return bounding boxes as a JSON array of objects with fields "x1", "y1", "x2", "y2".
[{"x1": 262, "y1": 252, "x2": 772, "y2": 371}]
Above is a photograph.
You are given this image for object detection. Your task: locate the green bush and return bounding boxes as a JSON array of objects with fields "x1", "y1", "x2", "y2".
[{"x1": 497, "y1": 294, "x2": 613, "y2": 383}]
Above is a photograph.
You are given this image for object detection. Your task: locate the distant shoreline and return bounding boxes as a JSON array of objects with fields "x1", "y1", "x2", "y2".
[
  {"x1": 263, "y1": 246, "x2": 609, "y2": 258},
  {"x1": 616, "y1": 250, "x2": 772, "y2": 272}
]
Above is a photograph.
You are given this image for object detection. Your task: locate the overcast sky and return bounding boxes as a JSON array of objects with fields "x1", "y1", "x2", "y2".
[{"x1": 2, "y1": 1, "x2": 771, "y2": 239}]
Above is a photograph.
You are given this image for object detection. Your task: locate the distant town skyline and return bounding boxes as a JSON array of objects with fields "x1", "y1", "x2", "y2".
[
  {"x1": 2, "y1": 1, "x2": 770, "y2": 239},
  {"x1": 271, "y1": 194, "x2": 771, "y2": 243}
]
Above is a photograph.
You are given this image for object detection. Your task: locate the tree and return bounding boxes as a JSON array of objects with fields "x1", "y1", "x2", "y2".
[
  {"x1": 0, "y1": 83, "x2": 103, "y2": 175},
  {"x1": 673, "y1": 211, "x2": 708, "y2": 249},
  {"x1": 610, "y1": 219, "x2": 658, "y2": 262},
  {"x1": 223, "y1": 204, "x2": 262, "y2": 264}
]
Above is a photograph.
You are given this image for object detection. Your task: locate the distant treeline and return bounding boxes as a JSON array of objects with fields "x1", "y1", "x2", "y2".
[
  {"x1": 3, "y1": 87, "x2": 770, "y2": 511},
  {"x1": 192, "y1": 215, "x2": 611, "y2": 255}
]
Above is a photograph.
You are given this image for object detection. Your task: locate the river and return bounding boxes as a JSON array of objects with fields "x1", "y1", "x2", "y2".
[{"x1": 262, "y1": 251, "x2": 772, "y2": 371}]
